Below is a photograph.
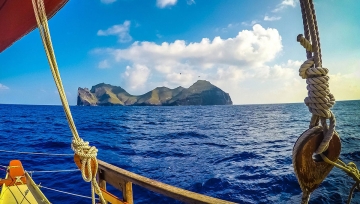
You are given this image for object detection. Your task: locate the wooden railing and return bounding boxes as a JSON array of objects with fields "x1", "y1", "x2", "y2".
[{"x1": 97, "y1": 160, "x2": 237, "y2": 204}]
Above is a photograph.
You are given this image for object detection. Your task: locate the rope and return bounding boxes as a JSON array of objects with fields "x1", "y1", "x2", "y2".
[
  {"x1": 0, "y1": 149, "x2": 73, "y2": 156},
  {"x1": 299, "y1": 0, "x2": 312, "y2": 59},
  {"x1": 320, "y1": 154, "x2": 360, "y2": 204},
  {"x1": 1, "y1": 165, "x2": 79, "y2": 173},
  {"x1": 28, "y1": 169, "x2": 80, "y2": 173},
  {"x1": 31, "y1": 1, "x2": 105, "y2": 203},
  {"x1": 39, "y1": 185, "x2": 98, "y2": 200},
  {"x1": 297, "y1": 34, "x2": 312, "y2": 52},
  {"x1": 297, "y1": 0, "x2": 336, "y2": 154}
]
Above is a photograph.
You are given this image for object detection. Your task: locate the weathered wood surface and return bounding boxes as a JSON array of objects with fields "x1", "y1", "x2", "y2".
[
  {"x1": 293, "y1": 126, "x2": 341, "y2": 193},
  {"x1": 98, "y1": 160, "x2": 237, "y2": 204}
]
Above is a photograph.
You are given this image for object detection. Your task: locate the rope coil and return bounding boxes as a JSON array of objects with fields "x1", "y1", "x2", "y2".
[
  {"x1": 298, "y1": 58, "x2": 336, "y2": 154},
  {"x1": 297, "y1": 0, "x2": 336, "y2": 154}
]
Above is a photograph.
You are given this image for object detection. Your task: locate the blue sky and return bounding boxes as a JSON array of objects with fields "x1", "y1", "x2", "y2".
[{"x1": 0, "y1": 0, "x2": 359, "y2": 105}]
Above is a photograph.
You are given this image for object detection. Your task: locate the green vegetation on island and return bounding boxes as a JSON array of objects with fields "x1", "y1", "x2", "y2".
[{"x1": 77, "y1": 80, "x2": 232, "y2": 106}]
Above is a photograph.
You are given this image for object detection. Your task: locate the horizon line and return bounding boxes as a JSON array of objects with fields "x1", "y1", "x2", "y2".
[{"x1": 1, "y1": 99, "x2": 359, "y2": 107}]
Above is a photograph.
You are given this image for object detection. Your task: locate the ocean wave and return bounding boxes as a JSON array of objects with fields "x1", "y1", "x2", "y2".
[{"x1": 0, "y1": 101, "x2": 359, "y2": 203}]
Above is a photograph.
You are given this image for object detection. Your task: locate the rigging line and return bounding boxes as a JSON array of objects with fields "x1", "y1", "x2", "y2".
[
  {"x1": 31, "y1": 0, "x2": 80, "y2": 142},
  {"x1": 38, "y1": 185, "x2": 98, "y2": 200},
  {"x1": 299, "y1": 0, "x2": 312, "y2": 59},
  {"x1": 0, "y1": 149, "x2": 73, "y2": 156},
  {"x1": 27, "y1": 169, "x2": 80, "y2": 173},
  {"x1": 303, "y1": 0, "x2": 321, "y2": 67}
]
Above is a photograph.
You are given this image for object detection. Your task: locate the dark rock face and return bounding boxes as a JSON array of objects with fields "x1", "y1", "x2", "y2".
[{"x1": 77, "y1": 80, "x2": 232, "y2": 106}]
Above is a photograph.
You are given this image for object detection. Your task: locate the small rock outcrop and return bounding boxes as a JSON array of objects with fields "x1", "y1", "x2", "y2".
[{"x1": 77, "y1": 80, "x2": 232, "y2": 106}]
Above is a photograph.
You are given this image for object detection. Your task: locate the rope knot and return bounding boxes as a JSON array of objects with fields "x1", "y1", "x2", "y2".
[
  {"x1": 72, "y1": 138, "x2": 98, "y2": 181},
  {"x1": 299, "y1": 58, "x2": 314, "y2": 79},
  {"x1": 346, "y1": 162, "x2": 360, "y2": 181},
  {"x1": 71, "y1": 138, "x2": 105, "y2": 203},
  {"x1": 297, "y1": 35, "x2": 336, "y2": 154}
]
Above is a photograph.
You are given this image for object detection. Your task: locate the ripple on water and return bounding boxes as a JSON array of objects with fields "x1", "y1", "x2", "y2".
[{"x1": 0, "y1": 101, "x2": 358, "y2": 203}]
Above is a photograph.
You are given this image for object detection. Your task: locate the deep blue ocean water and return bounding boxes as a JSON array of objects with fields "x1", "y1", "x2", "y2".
[{"x1": 0, "y1": 101, "x2": 359, "y2": 204}]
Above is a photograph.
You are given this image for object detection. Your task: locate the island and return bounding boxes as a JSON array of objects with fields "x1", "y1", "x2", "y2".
[{"x1": 77, "y1": 80, "x2": 232, "y2": 106}]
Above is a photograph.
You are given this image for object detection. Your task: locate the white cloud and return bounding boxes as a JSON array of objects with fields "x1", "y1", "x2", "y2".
[
  {"x1": 100, "y1": 0, "x2": 116, "y2": 4},
  {"x1": 328, "y1": 72, "x2": 360, "y2": 101},
  {"x1": 0, "y1": 84, "x2": 9, "y2": 90},
  {"x1": 123, "y1": 64, "x2": 151, "y2": 89},
  {"x1": 98, "y1": 60, "x2": 110, "y2": 69},
  {"x1": 241, "y1": 20, "x2": 259, "y2": 26},
  {"x1": 93, "y1": 19, "x2": 359, "y2": 103},
  {"x1": 186, "y1": 0, "x2": 195, "y2": 5},
  {"x1": 264, "y1": 15, "x2": 281, "y2": 21},
  {"x1": 97, "y1": 21, "x2": 132, "y2": 43},
  {"x1": 215, "y1": 23, "x2": 240, "y2": 33},
  {"x1": 285, "y1": 59, "x2": 302, "y2": 68},
  {"x1": 281, "y1": 0, "x2": 296, "y2": 7},
  {"x1": 215, "y1": 66, "x2": 247, "y2": 81},
  {"x1": 157, "y1": 0, "x2": 177, "y2": 8},
  {"x1": 273, "y1": 0, "x2": 296, "y2": 12},
  {"x1": 260, "y1": 60, "x2": 360, "y2": 104},
  {"x1": 96, "y1": 24, "x2": 285, "y2": 96},
  {"x1": 112, "y1": 24, "x2": 282, "y2": 69}
]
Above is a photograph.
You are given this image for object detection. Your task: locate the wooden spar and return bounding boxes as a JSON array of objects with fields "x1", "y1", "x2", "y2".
[{"x1": 97, "y1": 160, "x2": 237, "y2": 204}]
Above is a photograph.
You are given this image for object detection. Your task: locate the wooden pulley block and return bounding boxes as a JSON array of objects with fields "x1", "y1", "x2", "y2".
[
  {"x1": 74, "y1": 154, "x2": 97, "y2": 178},
  {"x1": 292, "y1": 126, "x2": 341, "y2": 194}
]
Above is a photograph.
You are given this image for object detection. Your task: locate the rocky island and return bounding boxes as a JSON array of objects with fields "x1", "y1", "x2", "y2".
[{"x1": 77, "y1": 80, "x2": 232, "y2": 106}]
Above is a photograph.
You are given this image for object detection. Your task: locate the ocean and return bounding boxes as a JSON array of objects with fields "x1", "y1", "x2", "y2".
[{"x1": 0, "y1": 101, "x2": 359, "y2": 204}]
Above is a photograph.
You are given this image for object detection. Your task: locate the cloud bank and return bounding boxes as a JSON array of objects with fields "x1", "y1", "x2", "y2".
[
  {"x1": 113, "y1": 24, "x2": 282, "y2": 69},
  {"x1": 96, "y1": 22, "x2": 360, "y2": 103},
  {"x1": 98, "y1": 24, "x2": 291, "y2": 97}
]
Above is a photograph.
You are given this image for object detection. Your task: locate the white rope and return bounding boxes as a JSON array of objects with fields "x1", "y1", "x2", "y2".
[
  {"x1": 0, "y1": 165, "x2": 21, "y2": 169},
  {"x1": 28, "y1": 169, "x2": 80, "y2": 173},
  {"x1": 0, "y1": 149, "x2": 73, "y2": 156},
  {"x1": 39, "y1": 185, "x2": 97, "y2": 200},
  {"x1": 0, "y1": 165, "x2": 8, "y2": 168},
  {"x1": 298, "y1": 57, "x2": 336, "y2": 154}
]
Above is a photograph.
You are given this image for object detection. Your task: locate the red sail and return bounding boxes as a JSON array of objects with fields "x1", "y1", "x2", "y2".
[{"x1": 0, "y1": 0, "x2": 68, "y2": 53}]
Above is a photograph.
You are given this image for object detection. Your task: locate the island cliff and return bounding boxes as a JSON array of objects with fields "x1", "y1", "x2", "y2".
[{"x1": 77, "y1": 80, "x2": 232, "y2": 106}]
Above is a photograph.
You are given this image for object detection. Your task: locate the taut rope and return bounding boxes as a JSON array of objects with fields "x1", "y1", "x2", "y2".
[{"x1": 31, "y1": 0, "x2": 105, "y2": 203}]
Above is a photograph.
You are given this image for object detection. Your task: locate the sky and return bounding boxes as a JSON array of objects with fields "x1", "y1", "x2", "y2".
[{"x1": 0, "y1": 0, "x2": 359, "y2": 105}]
